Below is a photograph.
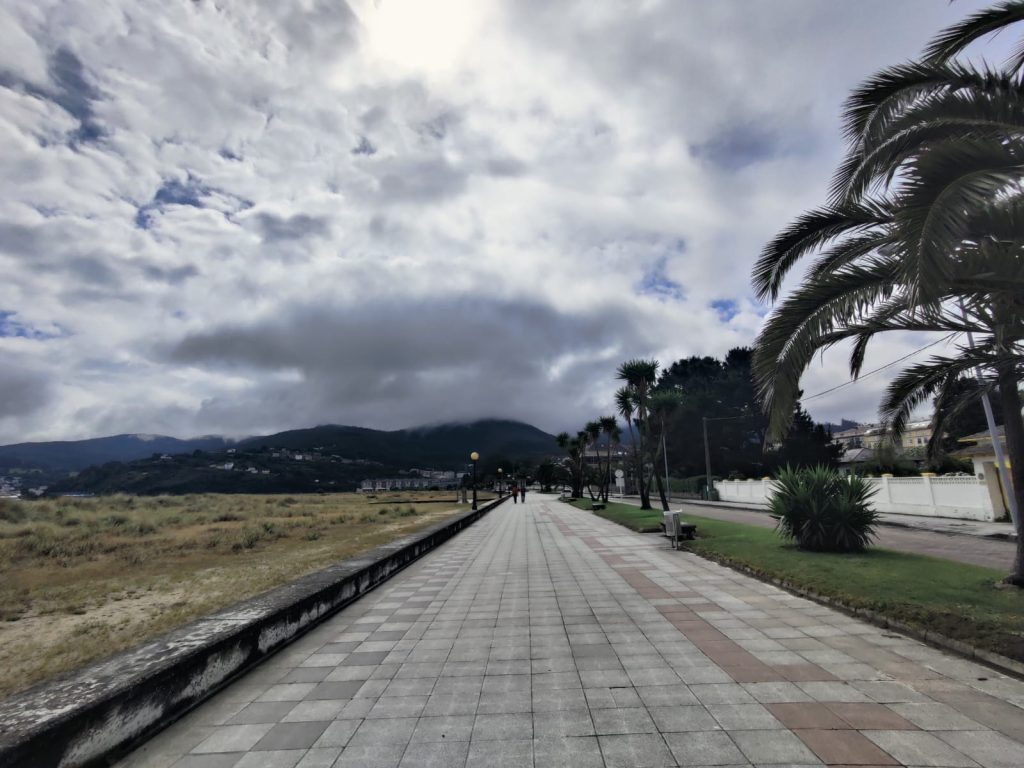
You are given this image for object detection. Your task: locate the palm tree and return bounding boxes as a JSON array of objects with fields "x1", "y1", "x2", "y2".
[
  {"x1": 649, "y1": 391, "x2": 683, "y2": 511},
  {"x1": 751, "y1": 1, "x2": 1024, "y2": 583},
  {"x1": 617, "y1": 359, "x2": 660, "y2": 509},
  {"x1": 599, "y1": 415, "x2": 619, "y2": 502},
  {"x1": 584, "y1": 421, "x2": 602, "y2": 500},
  {"x1": 555, "y1": 431, "x2": 582, "y2": 498}
]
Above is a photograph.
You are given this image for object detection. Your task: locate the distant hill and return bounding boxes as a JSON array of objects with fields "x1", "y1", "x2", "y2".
[
  {"x1": 1, "y1": 420, "x2": 555, "y2": 474},
  {"x1": 0, "y1": 434, "x2": 231, "y2": 472},
  {"x1": 239, "y1": 419, "x2": 557, "y2": 467}
]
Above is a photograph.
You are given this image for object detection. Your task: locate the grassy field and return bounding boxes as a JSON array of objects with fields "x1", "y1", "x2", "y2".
[
  {"x1": 570, "y1": 499, "x2": 1024, "y2": 663},
  {"x1": 0, "y1": 492, "x2": 488, "y2": 698}
]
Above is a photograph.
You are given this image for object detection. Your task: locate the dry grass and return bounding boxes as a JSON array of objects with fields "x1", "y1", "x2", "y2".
[{"x1": 0, "y1": 492, "x2": 484, "y2": 698}]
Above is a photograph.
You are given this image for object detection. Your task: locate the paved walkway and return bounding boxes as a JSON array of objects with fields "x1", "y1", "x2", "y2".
[{"x1": 118, "y1": 495, "x2": 1024, "y2": 768}]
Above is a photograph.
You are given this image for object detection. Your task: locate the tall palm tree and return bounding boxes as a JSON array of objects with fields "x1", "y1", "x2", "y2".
[
  {"x1": 617, "y1": 360, "x2": 660, "y2": 509},
  {"x1": 584, "y1": 421, "x2": 602, "y2": 500},
  {"x1": 599, "y1": 415, "x2": 619, "y2": 502},
  {"x1": 751, "y1": 1, "x2": 1024, "y2": 583}
]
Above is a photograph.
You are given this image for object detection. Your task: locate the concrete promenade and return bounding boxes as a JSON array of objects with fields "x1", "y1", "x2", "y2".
[{"x1": 117, "y1": 495, "x2": 1024, "y2": 768}]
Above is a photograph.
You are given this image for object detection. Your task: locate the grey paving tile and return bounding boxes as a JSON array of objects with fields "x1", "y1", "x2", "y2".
[
  {"x1": 648, "y1": 705, "x2": 722, "y2": 733},
  {"x1": 592, "y1": 706, "x2": 658, "y2": 735},
  {"x1": 471, "y1": 712, "x2": 533, "y2": 740},
  {"x1": 333, "y1": 743, "x2": 406, "y2": 768},
  {"x1": 312, "y1": 720, "x2": 361, "y2": 748},
  {"x1": 304, "y1": 681, "x2": 363, "y2": 700},
  {"x1": 889, "y1": 701, "x2": 990, "y2": 730},
  {"x1": 192, "y1": 725, "x2": 274, "y2": 754},
  {"x1": 477, "y1": 690, "x2": 531, "y2": 714},
  {"x1": 348, "y1": 717, "x2": 418, "y2": 746},
  {"x1": 366, "y1": 695, "x2": 429, "y2": 719},
  {"x1": 233, "y1": 751, "x2": 305, "y2": 768},
  {"x1": 399, "y1": 741, "x2": 469, "y2": 768},
  {"x1": 598, "y1": 733, "x2": 676, "y2": 768},
  {"x1": 227, "y1": 702, "x2": 297, "y2": 725},
  {"x1": 465, "y1": 739, "x2": 533, "y2": 768},
  {"x1": 422, "y1": 692, "x2": 480, "y2": 716},
  {"x1": 252, "y1": 722, "x2": 329, "y2": 751},
  {"x1": 691, "y1": 683, "x2": 756, "y2": 705},
  {"x1": 934, "y1": 730, "x2": 1021, "y2": 768},
  {"x1": 664, "y1": 730, "x2": 747, "y2": 766},
  {"x1": 729, "y1": 729, "x2": 821, "y2": 765},
  {"x1": 532, "y1": 707, "x2": 595, "y2": 738},
  {"x1": 410, "y1": 715, "x2": 475, "y2": 742},
  {"x1": 282, "y1": 700, "x2": 346, "y2": 722},
  {"x1": 638, "y1": 685, "x2": 700, "y2": 707},
  {"x1": 169, "y1": 757, "x2": 242, "y2": 768},
  {"x1": 863, "y1": 729, "x2": 979, "y2": 767},
  {"x1": 533, "y1": 736, "x2": 603, "y2": 768},
  {"x1": 706, "y1": 704, "x2": 784, "y2": 730}
]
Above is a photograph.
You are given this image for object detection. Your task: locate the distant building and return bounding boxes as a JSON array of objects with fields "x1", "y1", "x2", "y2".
[
  {"x1": 359, "y1": 477, "x2": 452, "y2": 492},
  {"x1": 833, "y1": 420, "x2": 933, "y2": 450}
]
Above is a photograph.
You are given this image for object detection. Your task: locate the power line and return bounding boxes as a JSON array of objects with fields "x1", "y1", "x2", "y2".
[{"x1": 802, "y1": 333, "x2": 957, "y2": 403}]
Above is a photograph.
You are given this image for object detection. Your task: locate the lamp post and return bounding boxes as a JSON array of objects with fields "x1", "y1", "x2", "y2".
[
  {"x1": 470, "y1": 452, "x2": 479, "y2": 510},
  {"x1": 497, "y1": 467, "x2": 504, "y2": 497}
]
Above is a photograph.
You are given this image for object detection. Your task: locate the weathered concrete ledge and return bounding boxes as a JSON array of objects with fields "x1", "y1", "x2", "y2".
[{"x1": 0, "y1": 497, "x2": 506, "y2": 768}]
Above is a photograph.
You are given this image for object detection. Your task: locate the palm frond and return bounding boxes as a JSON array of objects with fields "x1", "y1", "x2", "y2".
[{"x1": 924, "y1": 1, "x2": 1024, "y2": 69}]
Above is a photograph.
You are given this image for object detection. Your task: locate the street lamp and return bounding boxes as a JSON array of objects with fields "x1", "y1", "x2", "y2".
[
  {"x1": 497, "y1": 468, "x2": 504, "y2": 497},
  {"x1": 470, "y1": 451, "x2": 479, "y2": 510}
]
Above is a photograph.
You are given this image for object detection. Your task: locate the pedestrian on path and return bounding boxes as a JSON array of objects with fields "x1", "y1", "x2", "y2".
[
  {"x1": 520, "y1": 486, "x2": 526, "y2": 502},
  {"x1": 510, "y1": 484, "x2": 518, "y2": 503}
]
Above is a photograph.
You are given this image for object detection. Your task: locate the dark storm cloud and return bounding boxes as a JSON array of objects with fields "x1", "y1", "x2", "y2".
[
  {"x1": 0, "y1": 367, "x2": 52, "y2": 418},
  {"x1": 162, "y1": 295, "x2": 654, "y2": 431},
  {"x1": 252, "y1": 212, "x2": 331, "y2": 242},
  {"x1": 376, "y1": 158, "x2": 468, "y2": 202},
  {"x1": 169, "y1": 296, "x2": 639, "y2": 375},
  {"x1": 692, "y1": 123, "x2": 789, "y2": 171}
]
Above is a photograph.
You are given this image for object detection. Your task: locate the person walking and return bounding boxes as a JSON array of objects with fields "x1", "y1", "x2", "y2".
[
  {"x1": 510, "y1": 484, "x2": 518, "y2": 503},
  {"x1": 520, "y1": 486, "x2": 526, "y2": 502}
]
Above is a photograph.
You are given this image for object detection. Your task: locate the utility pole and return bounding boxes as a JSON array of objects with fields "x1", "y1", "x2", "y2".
[
  {"x1": 703, "y1": 417, "x2": 713, "y2": 500},
  {"x1": 662, "y1": 431, "x2": 671, "y2": 507},
  {"x1": 958, "y1": 299, "x2": 1019, "y2": 528}
]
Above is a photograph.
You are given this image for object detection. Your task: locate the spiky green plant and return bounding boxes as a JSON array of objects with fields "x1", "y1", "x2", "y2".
[{"x1": 771, "y1": 466, "x2": 879, "y2": 553}]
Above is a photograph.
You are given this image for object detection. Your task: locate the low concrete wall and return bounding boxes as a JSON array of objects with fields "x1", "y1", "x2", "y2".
[
  {"x1": 715, "y1": 476, "x2": 997, "y2": 522},
  {"x1": 0, "y1": 497, "x2": 506, "y2": 768}
]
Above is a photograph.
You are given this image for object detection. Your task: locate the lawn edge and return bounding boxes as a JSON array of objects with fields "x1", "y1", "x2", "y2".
[
  {"x1": 685, "y1": 546, "x2": 1024, "y2": 681},
  {"x1": 0, "y1": 496, "x2": 508, "y2": 768},
  {"x1": 580, "y1": 504, "x2": 1024, "y2": 681}
]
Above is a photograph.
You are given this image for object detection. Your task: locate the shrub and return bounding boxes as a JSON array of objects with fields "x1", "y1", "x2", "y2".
[{"x1": 770, "y1": 466, "x2": 878, "y2": 553}]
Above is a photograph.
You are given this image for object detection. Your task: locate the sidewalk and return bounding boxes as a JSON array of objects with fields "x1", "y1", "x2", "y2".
[{"x1": 115, "y1": 495, "x2": 1024, "y2": 768}]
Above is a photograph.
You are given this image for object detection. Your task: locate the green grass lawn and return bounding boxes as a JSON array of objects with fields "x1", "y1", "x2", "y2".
[{"x1": 569, "y1": 499, "x2": 1024, "y2": 663}]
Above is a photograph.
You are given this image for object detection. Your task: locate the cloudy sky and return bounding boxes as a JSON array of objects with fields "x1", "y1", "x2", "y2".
[{"x1": 0, "y1": 0, "x2": 1003, "y2": 443}]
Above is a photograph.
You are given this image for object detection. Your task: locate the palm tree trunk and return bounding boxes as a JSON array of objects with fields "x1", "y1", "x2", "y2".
[
  {"x1": 653, "y1": 468, "x2": 669, "y2": 511},
  {"x1": 996, "y1": 368, "x2": 1024, "y2": 585},
  {"x1": 605, "y1": 439, "x2": 612, "y2": 502}
]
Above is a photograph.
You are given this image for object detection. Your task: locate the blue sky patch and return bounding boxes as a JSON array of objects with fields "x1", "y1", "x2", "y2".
[
  {"x1": 637, "y1": 256, "x2": 685, "y2": 302},
  {"x1": 135, "y1": 175, "x2": 213, "y2": 228},
  {"x1": 0, "y1": 311, "x2": 62, "y2": 340},
  {"x1": 711, "y1": 298, "x2": 739, "y2": 321}
]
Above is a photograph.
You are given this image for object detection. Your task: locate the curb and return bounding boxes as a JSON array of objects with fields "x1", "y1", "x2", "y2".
[
  {"x1": 0, "y1": 497, "x2": 508, "y2": 768},
  {"x1": 681, "y1": 547, "x2": 1024, "y2": 681}
]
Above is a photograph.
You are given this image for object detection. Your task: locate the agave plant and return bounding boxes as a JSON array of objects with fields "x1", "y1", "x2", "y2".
[{"x1": 771, "y1": 466, "x2": 879, "y2": 553}]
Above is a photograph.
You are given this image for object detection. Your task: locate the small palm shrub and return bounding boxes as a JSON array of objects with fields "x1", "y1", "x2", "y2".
[{"x1": 770, "y1": 466, "x2": 878, "y2": 553}]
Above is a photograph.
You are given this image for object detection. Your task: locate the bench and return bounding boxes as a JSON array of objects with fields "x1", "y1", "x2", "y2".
[
  {"x1": 591, "y1": 502, "x2": 606, "y2": 511},
  {"x1": 661, "y1": 512, "x2": 697, "y2": 549}
]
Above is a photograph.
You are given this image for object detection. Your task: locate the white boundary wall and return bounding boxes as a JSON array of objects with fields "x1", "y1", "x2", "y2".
[{"x1": 714, "y1": 476, "x2": 997, "y2": 522}]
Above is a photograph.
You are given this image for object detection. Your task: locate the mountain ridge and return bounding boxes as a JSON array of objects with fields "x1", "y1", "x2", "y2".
[{"x1": 0, "y1": 419, "x2": 556, "y2": 473}]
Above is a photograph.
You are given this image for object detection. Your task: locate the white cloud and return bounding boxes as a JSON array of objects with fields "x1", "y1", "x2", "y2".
[{"x1": 0, "y1": 0, "x2": 998, "y2": 442}]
